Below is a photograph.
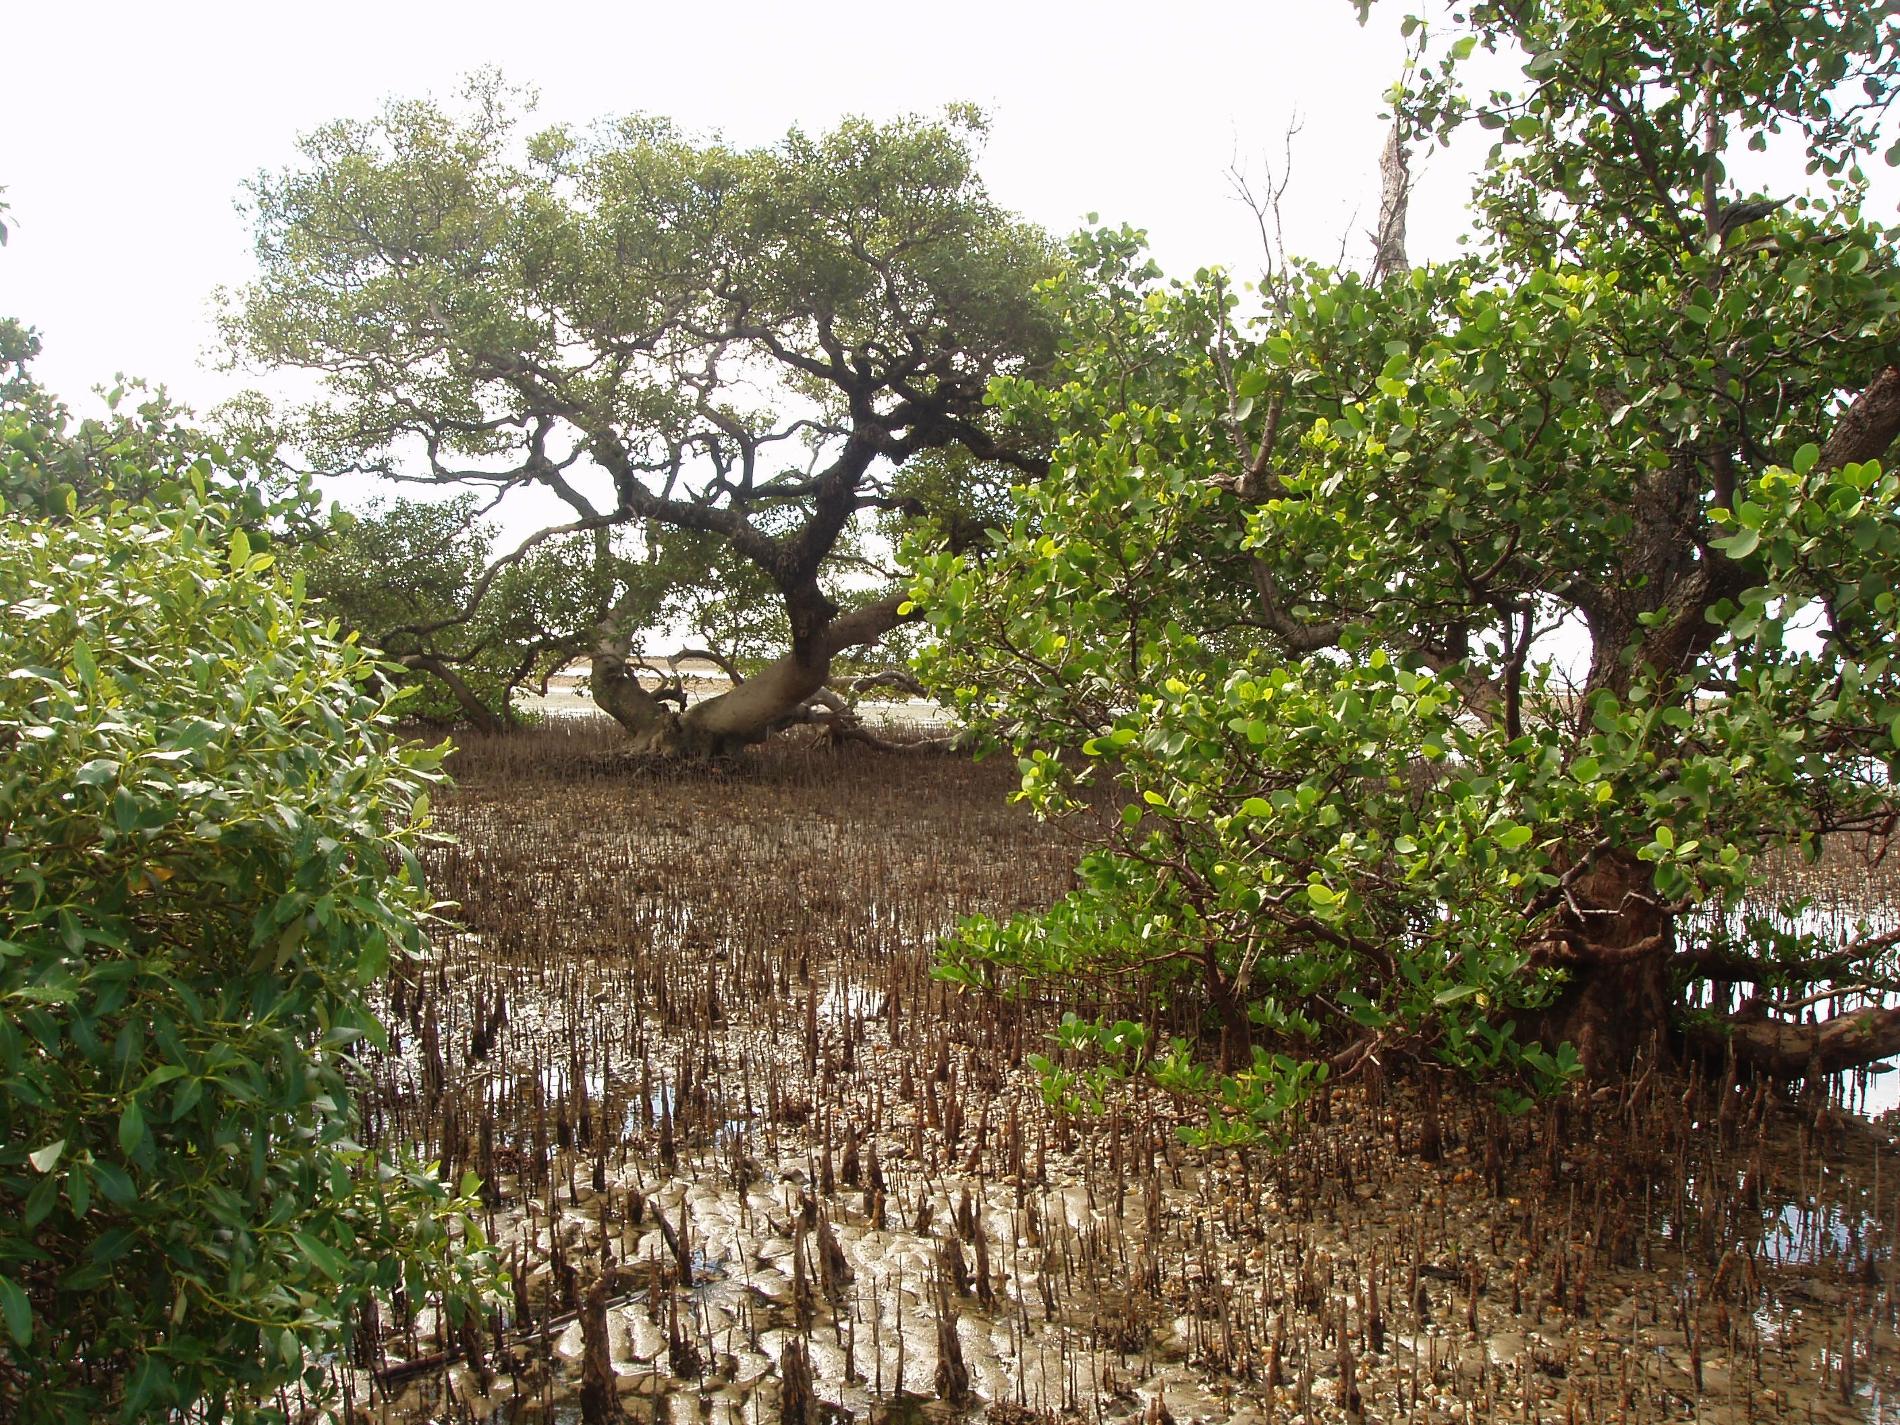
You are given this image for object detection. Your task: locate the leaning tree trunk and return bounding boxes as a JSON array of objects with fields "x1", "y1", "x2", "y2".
[
  {"x1": 592, "y1": 651, "x2": 828, "y2": 759},
  {"x1": 1526, "y1": 851, "x2": 1676, "y2": 1077},
  {"x1": 397, "y1": 652, "x2": 506, "y2": 735},
  {"x1": 590, "y1": 592, "x2": 911, "y2": 759}
]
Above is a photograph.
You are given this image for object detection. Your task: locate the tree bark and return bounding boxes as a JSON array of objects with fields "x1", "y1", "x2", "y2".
[
  {"x1": 1819, "y1": 366, "x2": 1900, "y2": 473},
  {"x1": 1526, "y1": 852, "x2": 1675, "y2": 1076},
  {"x1": 1371, "y1": 120, "x2": 1411, "y2": 284},
  {"x1": 1688, "y1": 1003, "x2": 1900, "y2": 1078},
  {"x1": 590, "y1": 592, "x2": 914, "y2": 758},
  {"x1": 577, "y1": 1276, "x2": 626, "y2": 1424},
  {"x1": 1527, "y1": 857, "x2": 1900, "y2": 1082},
  {"x1": 1545, "y1": 372, "x2": 1900, "y2": 1076},
  {"x1": 398, "y1": 653, "x2": 506, "y2": 735}
]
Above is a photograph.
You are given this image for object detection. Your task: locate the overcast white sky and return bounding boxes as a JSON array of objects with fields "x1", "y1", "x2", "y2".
[
  {"x1": 7, "y1": 2, "x2": 1891, "y2": 482},
  {"x1": 1, "y1": 0, "x2": 1475, "y2": 416}
]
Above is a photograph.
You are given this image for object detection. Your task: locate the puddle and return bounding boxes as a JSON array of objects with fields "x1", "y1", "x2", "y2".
[
  {"x1": 1761, "y1": 1193, "x2": 1882, "y2": 1267},
  {"x1": 820, "y1": 981, "x2": 886, "y2": 1022}
]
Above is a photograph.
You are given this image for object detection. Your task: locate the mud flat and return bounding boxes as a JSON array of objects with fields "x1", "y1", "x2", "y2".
[{"x1": 309, "y1": 721, "x2": 1898, "y2": 1423}]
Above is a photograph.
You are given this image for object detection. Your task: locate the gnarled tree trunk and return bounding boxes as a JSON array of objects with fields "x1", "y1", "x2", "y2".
[
  {"x1": 592, "y1": 646, "x2": 832, "y2": 758},
  {"x1": 1529, "y1": 848, "x2": 1900, "y2": 1083},
  {"x1": 1527, "y1": 851, "x2": 1676, "y2": 1077},
  {"x1": 590, "y1": 592, "x2": 911, "y2": 759}
]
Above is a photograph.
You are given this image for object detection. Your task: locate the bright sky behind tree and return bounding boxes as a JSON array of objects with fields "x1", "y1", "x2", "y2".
[
  {"x1": 6, "y1": 0, "x2": 1893, "y2": 544},
  {"x1": 1, "y1": 0, "x2": 1485, "y2": 417},
  {"x1": 5, "y1": 2, "x2": 1897, "y2": 680}
]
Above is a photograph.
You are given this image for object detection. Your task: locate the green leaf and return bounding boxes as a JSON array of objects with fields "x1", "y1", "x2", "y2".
[
  {"x1": 88, "y1": 1228, "x2": 138, "y2": 1266},
  {"x1": 0, "y1": 1275, "x2": 30, "y2": 1347},
  {"x1": 27, "y1": 1140, "x2": 65, "y2": 1174},
  {"x1": 292, "y1": 1230, "x2": 350, "y2": 1283},
  {"x1": 67, "y1": 1164, "x2": 91, "y2": 1218},
  {"x1": 118, "y1": 1098, "x2": 146, "y2": 1157},
  {"x1": 23, "y1": 1174, "x2": 57, "y2": 1229},
  {"x1": 125, "y1": 1356, "x2": 169, "y2": 1415},
  {"x1": 137, "y1": 1064, "x2": 188, "y2": 1094},
  {"x1": 91, "y1": 1161, "x2": 136, "y2": 1206},
  {"x1": 228, "y1": 526, "x2": 252, "y2": 570},
  {"x1": 73, "y1": 757, "x2": 119, "y2": 787},
  {"x1": 169, "y1": 1076, "x2": 205, "y2": 1121},
  {"x1": 1496, "y1": 824, "x2": 1534, "y2": 852},
  {"x1": 1793, "y1": 443, "x2": 1821, "y2": 474}
]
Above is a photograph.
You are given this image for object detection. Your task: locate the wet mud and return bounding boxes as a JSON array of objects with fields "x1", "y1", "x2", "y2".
[{"x1": 303, "y1": 721, "x2": 1900, "y2": 1424}]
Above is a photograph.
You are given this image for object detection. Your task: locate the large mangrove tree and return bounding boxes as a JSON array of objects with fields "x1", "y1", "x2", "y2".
[
  {"x1": 226, "y1": 80, "x2": 1053, "y2": 754},
  {"x1": 913, "y1": 0, "x2": 1900, "y2": 1133}
]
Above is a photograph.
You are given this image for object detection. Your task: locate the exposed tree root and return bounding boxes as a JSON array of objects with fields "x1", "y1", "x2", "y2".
[{"x1": 1688, "y1": 1002, "x2": 1900, "y2": 1078}]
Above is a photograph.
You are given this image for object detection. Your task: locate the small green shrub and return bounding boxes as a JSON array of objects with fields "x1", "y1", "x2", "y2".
[{"x1": 0, "y1": 416, "x2": 492, "y2": 1420}]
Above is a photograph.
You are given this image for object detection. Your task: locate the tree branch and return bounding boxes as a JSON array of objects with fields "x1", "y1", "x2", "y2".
[{"x1": 1819, "y1": 366, "x2": 1900, "y2": 472}]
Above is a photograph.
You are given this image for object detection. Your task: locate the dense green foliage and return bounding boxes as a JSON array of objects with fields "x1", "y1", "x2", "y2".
[
  {"x1": 289, "y1": 495, "x2": 610, "y2": 729},
  {"x1": 0, "y1": 325, "x2": 239, "y2": 523},
  {"x1": 0, "y1": 398, "x2": 491, "y2": 1419},
  {"x1": 914, "y1": 0, "x2": 1900, "y2": 1139},
  {"x1": 224, "y1": 81, "x2": 1053, "y2": 747}
]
